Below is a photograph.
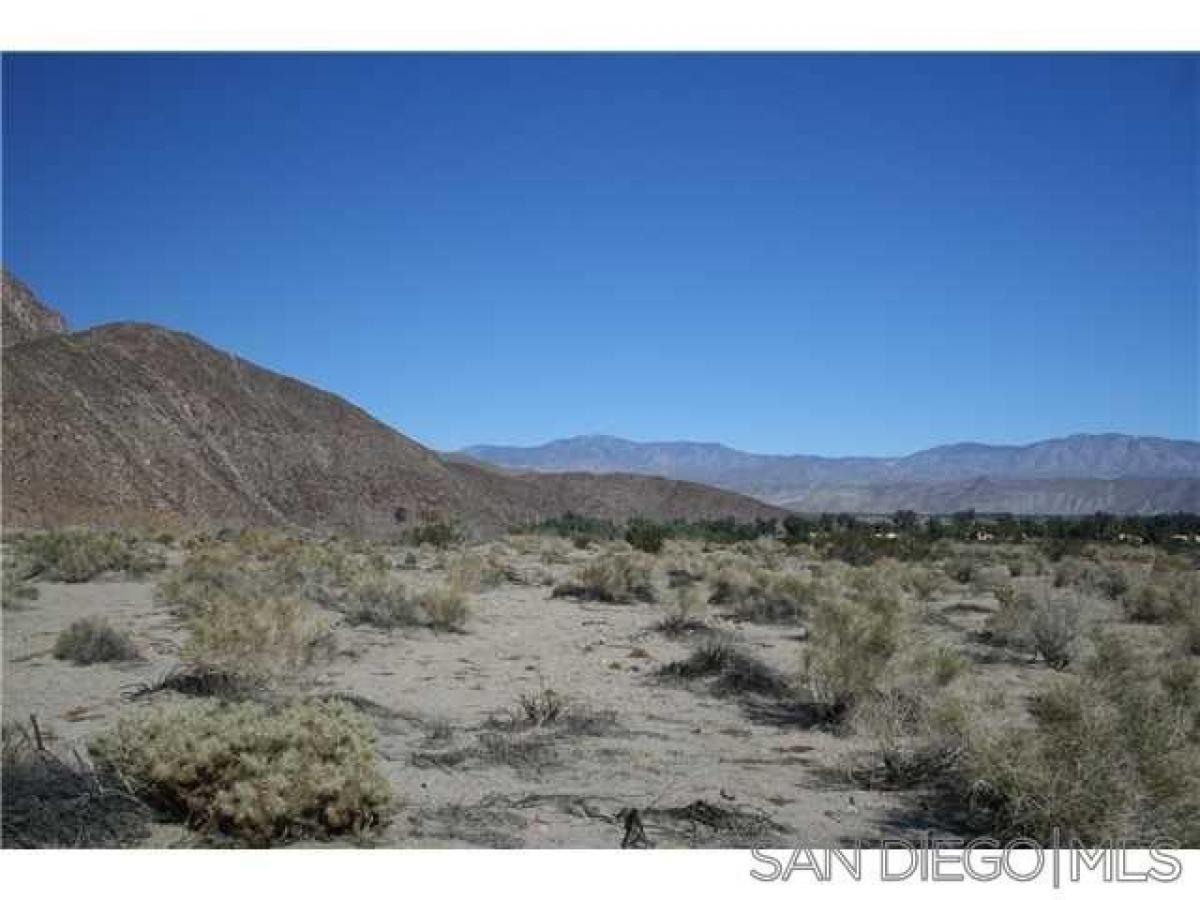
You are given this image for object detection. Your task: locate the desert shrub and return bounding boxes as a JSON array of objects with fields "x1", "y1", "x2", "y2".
[
  {"x1": 270, "y1": 541, "x2": 376, "y2": 600},
  {"x1": 985, "y1": 587, "x2": 1091, "y2": 668},
  {"x1": 183, "y1": 593, "x2": 332, "y2": 677},
  {"x1": 656, "y1": 583, "x2": 710, "y2": 635},
  {"x1": 625, "y1": 519, "x2": 667, "y2": 554},
  {"x1": 947, "y1": 557, "x2": 979, "y2": 585},
  {"x1": 1169, "y1": 603, "x2": 1200, "y2": 656},
  {"x1": 341, "y1": 574, "x2": 421, "y2": 628},
  {"x1": 89, "y1": 697, "x2": 392, "y2": 845},
  {"x1": 418, "y1": 585, "x2": 470, "y2": 632},
  {"x1": 157, "y1": 547, "x2": 258, "y2": 615},
  {"x1": 234, "y1": 528, "x2": 301, "y2": 561},
  {"x1": 1028, "y1": 593, "x2": 1087, "y2": 670},
  {"x1": 517, "y1": 688, "x2": 567, "y2": 726},
  {"x1": 1123, "y1": 572, "x2": 1199, "y2": 627},
  {"x1": 705, "y1": 559, "x2": 814, "y2": 624},
  {"x1": 444, "y1": 550, "x2": 511, "y2": 592},
  {"x1": 903, "y1": 567, "x2": 945, "y2": 604},
  {"x1": 14, "y1": 530, "x2": 165, "y2": 583},
  {"x1": 553, "y1": 551, "x2": 656, "y2": 604},
  {"x1": 982, "y1": 587, "x2": 1037, "y2": 651},
  {"x1": 407, "y1": 520, "x2": 461, "y2": 549},
  {"x1": 53, "y1": 617, "x2": 140, "y2": 665},
  {"x1": 958, "y1": 636, "x2": 1200, "y2": 844},
  {"x1": 2, "y1": 567, "x2": 39, "y2": 609},
  {"x1": 801, "y1": 574, "x2": 910, "y2": 717},
  {"x1": 659, "y1": 636, "x2": 790, "y2": 698}
]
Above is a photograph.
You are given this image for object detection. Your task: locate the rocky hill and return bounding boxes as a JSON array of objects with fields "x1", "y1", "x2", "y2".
[
  {"x1": 0, "y1": 274, "x2": 784, "y2": 536},
  {"x1": 2, "y1": 271, "x2": 68, "y2": 347}
]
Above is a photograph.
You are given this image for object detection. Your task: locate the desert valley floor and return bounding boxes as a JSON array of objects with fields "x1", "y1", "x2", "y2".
[{"x1": 10, "y1": 527, "x2": 1192, "y2": 849}]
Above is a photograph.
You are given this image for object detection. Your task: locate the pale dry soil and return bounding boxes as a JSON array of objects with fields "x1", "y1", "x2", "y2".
[{"x1": 1, "y1": 553, "x2": 1044, "y2": 849}]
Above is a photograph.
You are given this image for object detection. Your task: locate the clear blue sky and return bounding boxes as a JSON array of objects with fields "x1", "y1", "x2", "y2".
[{"x1": 3, "y1": 54, "x2": 1196, "y2": 456}]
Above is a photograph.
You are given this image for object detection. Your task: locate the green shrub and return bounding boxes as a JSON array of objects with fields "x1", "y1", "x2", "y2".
[
  {"x1": 803, "y1": 580, "x2": 908, "y2": 715},
  {"x1": 53, "y1": 617, "x2": 140, "y2": 665},
  {"x1": 407, "y1": 520, "x2": 461, "y2": 549},
  {"x1": 14, "y1": 530, "x2": 164, "y2": 582},
  {"x1": 89, "y1": 698, "x2": 392, "y2": 845},
  {"x1": 625, "y1": 519, "x2": 667, "y2": 554}
]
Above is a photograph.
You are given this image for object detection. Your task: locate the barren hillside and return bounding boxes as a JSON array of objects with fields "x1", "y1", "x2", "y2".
[{"x1": 0, "y1": 274, "x2": 783, "y2": 535}]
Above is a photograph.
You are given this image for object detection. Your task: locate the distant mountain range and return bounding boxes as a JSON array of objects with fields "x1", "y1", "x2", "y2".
[{"x1": 461, "y1": 434, "x2": 1200, "y2": 515}]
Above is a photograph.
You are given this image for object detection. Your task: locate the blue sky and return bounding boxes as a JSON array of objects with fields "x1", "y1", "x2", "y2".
[{"x1": 3, "y1": 54, "x2": 1196, "y2": 456}]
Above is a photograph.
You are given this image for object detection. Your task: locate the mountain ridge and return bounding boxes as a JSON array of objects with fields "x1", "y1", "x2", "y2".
[
  {"x1": 461, "y1": 433, "x2": 1200, "y2": 514},
  {"x1": 0, "y1": 272, "x2": 786, "y2": 535}
]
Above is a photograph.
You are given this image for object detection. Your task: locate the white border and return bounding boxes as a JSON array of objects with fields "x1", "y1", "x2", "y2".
[{"x1": 0, "y1": 1, "x2": 1198, "y2": 50}]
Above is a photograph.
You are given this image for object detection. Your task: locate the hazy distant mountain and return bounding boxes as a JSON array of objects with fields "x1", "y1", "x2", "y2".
[{"x1": 462, "y1": 434, "x2": 1200, "y2": 514}]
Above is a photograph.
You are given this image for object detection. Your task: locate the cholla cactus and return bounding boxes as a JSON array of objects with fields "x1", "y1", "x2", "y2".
[{"x1": 90, "y1": 698, "x2": 392, "y2": 845}]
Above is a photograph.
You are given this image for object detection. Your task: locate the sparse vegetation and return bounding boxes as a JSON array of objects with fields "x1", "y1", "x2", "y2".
[
  {"x1": 53, "y1": 617, "x2": 140, "y2": 665},
  {"x1": 11, "y1": 529, "x2": 165, "y2": 582},
  {"x1": 2, "y1": 566, "x2": 38, "y2": 609},
  {"x1": 182, "y1": 592, "x2": 332, "y2": 677},
  {"x1": 418, "y1": 584, "x2": 471, "y2": 631},
  {"x1": 342, "y1": 574, "x2": 421, "y2": 628},
  {"x1": 953, "y1": 636, "x2": 1200, "y2": 844},
  {"x1": 10, "y1": 522, "x2": 1200, "y2": 849},
  {"x1": 407, "y1": 520, "x2": 461, "y2": 549},
  {"x1": 705, "y1": 559, "x2": 814, "y2": 623},
  {"x1": 624, "y1": 519, "x2": 667, "y2": 554},
  {"x1": 553, "y1": 551, "x2": 656, "y2": 604},
  {"x1": 89, "y1": 697, "x2": 392, "y2": 845}
]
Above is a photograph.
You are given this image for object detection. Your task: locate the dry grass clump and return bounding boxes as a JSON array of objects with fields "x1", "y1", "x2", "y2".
[
  {"x1": 270, "y1": 540, "x2": 386, "y2": 605},
  {"x1": 53, "y1": 617, "x2": 141, "y2": 665},
  {"x1": 656, "y1": 583, "x2": 711, "y2": 635},
  {"x1": 341, "y1": 574, "x2": 421, "y2": 628},
  {"x1": 183, "y1": 593, "x2": 332, "y2": 677},
  {"x1": 504, "y1": 688, "x2": 618, "y2": 736},
  {"x1": 953, "y1": 636, "x2": 1200, "y2": 844},
  {"x1": 705, "y1": 558, "x2": 815, "y2": 624},
  {"x1": 902, "y1": 566, "x2": 947, "y2": 604},
  {"x1": 1123, "y1": 571, "x2": 1199, "y2": 625},
  {"x1": 553, "y1": 551, "x2": 656, "y2": 604},
  {"x1": 418, "y1": 584, "x2": 471, "y2": 632},
  {"x1": 89, "y1": 697, "x2": 392, "y2": 845},
  {"x1": 12, "y1": 529, "x2": 165, "y2": 583},
  {"x1": 157, "y1": 546, "x2": 257, "y2": 615}
]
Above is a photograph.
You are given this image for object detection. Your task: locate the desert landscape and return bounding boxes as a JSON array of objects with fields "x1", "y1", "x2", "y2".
[
  {"x1": 2, "y1": 51, "x2": 1197, "y2": 856},
  {"x1": 4, "y1": 513, "x2": 1200, "y2": 848}
]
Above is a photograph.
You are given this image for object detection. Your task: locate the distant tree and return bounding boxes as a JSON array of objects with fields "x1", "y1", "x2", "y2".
[
  {"x1": 625, "y1": 519, "x2": 666, "y2": 554},
  {"x1": 892, "y1": 509, "x2": 919, "y2": 531},
  {"x1": 783, "y1": 515, "x2": 811, "y2": 544}
]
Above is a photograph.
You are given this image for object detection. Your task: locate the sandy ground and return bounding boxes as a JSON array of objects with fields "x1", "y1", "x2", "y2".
[{"x1": 1, "y1": 547, "x2": 1053, "y2": 849}]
